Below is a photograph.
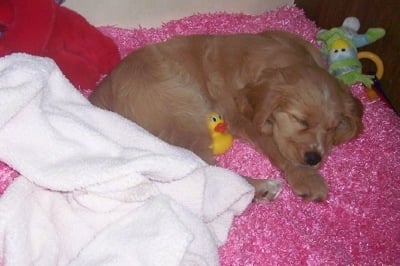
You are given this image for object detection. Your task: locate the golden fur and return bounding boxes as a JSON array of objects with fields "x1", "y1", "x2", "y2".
[{"x1": 89, "y1": 31, "x2": 363, "y2": 201}]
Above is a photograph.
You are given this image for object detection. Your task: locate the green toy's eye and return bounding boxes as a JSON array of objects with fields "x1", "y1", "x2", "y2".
[{"x1": 333, "y1": 48, "x2": 347, "y2": 53}]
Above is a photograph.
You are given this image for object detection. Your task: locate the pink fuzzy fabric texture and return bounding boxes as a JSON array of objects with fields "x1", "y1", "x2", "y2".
[{"x1": 1, "y1": 5, "x2": 399, "y2": 265}]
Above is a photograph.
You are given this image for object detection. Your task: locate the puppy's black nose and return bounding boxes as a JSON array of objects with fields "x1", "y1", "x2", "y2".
[{"x1": 305, "y1": 151, "x2": 321, "y2": 166}]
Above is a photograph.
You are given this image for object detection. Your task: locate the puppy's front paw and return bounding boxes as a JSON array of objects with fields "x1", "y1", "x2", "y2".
[
  {"x1": 246, "y1": 178, "x2": 283, "y2": 202},
  {"x1": 287, "y1": 169, "x2": 328, "y2": 201}
]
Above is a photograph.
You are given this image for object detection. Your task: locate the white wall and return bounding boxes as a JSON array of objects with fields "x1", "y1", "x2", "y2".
[{"x1": 64, "y1": 0, "x2": 294, "y2": 28}]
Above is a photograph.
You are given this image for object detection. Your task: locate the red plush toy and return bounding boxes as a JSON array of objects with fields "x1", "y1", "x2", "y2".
[{"x1": 0, "y1": 0, "x2": 120, "y2": 91}]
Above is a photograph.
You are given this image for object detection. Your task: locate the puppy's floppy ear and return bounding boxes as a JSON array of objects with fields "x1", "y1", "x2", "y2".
[
  {"x1": 235, "y1": 69, "x2": 283, "y2": 135},
  {"x1": 334, "y1": 83, "x2": 364, "y2": 145}
]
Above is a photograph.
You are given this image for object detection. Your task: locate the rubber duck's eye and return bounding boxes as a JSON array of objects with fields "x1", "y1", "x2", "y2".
[
  {"x1": 218, "y1": 114, "x2": 223, "y2": 120},
  {"x1": 211, "y1": 116, "x2": 218, "y2": 122}
]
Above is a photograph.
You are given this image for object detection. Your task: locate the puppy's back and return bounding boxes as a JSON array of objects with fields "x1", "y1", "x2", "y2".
[{"x1": 89, "y1": 35, "x2": 219, "y2": 162}]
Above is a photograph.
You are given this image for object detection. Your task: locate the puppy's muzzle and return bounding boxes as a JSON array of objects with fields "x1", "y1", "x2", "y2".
[{"x1": 304, "y1": 151, "x2": 322, "y2": 166}]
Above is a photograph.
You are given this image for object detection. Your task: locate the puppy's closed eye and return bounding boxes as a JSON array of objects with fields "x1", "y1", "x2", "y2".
[{"x1": 288, "y1": 113, "x2": 309, "y2": 129}]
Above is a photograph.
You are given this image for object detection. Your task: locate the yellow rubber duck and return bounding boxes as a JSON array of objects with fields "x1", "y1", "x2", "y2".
[{"x1": 207, "y1": 112, "x2": 233, "y2": 155}]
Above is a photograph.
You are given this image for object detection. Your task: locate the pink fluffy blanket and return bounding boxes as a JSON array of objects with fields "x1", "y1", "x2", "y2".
[{"x1": 1, "y1": 5, "x2": 399, "y2": 265}]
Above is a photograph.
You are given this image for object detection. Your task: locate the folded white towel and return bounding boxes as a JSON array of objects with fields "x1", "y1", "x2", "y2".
[{"x1": 0, "y1": 53, "x2": 254, "y2": 265}]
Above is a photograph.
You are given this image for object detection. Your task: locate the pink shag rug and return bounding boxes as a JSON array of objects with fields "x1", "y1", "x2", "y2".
[{"x1": 1, "y1": 5, "x2": 399, "y2": 265}]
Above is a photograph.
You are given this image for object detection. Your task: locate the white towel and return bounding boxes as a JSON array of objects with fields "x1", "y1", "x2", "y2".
[{"x1": 0, "y1": 53, "x2": 254, "y2": 266}]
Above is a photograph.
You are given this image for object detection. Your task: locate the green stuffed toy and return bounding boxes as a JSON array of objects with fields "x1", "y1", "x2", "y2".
[{"x1": 317, "y1": 17, "x2": 385, "y2": 89}]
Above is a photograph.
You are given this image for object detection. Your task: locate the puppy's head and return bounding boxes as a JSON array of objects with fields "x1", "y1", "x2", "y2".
[{"x1": 237, "y1": 65, "x2": 363, "y2": 167}]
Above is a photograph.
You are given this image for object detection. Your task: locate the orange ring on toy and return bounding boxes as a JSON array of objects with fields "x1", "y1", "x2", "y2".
[{"x1": 357, "y1": 51, "x2": 384, "y2": 79}]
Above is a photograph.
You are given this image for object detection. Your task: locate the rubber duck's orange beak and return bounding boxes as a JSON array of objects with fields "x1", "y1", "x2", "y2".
[{"x1": 214, "y1": 122, "x2": 227, "y2": 133}]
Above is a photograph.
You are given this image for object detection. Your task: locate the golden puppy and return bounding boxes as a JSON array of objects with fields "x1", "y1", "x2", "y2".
[{"x1": 89, "y1": 31, "x2": 363, "y2": 201}]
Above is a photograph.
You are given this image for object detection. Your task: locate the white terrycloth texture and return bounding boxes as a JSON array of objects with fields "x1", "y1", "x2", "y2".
[{"x1": 0, "y1": 54, "x2": 254, "y2": 266}]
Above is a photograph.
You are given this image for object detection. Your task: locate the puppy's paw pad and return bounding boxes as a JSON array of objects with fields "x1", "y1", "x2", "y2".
[
  {"x1": 254, "y1": 179, "x2": 282, "y2": 202},
  {"x1": 298, "y1": 191, "x2": 327, "y2": 202},
  {"x1": 292, "y1": 175, "x2": 328, "y2": 202}
]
